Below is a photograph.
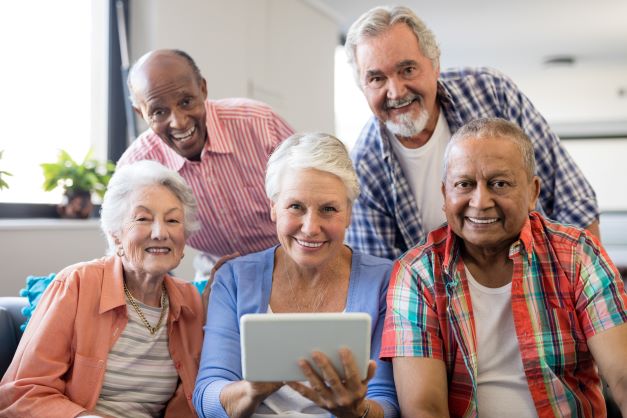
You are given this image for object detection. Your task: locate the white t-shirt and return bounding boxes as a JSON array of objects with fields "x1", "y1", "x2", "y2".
[
  {"x1": 389, "y1": 109, "x2": 449, "y2": 233},
  {"x1": 465, "y1": 266, "x2": 537, "y2": 418}
]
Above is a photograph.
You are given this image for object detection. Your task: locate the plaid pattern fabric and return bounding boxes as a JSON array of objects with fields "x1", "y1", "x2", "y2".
[
  {"x1": 380, "y1": 212, "x2": 627, "y2": 417},
  {"x1": 346, "y1": 67, "x2": 599, "y2": 260}
]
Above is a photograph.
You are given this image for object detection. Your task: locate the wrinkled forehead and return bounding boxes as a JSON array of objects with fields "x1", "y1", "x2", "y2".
[{"x1": 445, "y1": 136, "x2": 526, "y2": 175}]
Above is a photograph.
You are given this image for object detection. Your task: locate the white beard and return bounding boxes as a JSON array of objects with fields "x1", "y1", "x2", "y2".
[{"x1": 385, "y1": 107, "x2": 430, "y2": 139}]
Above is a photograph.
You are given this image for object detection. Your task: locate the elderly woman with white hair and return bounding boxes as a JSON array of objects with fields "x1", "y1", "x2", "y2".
[
  {"x1": 0, "y1": 160, "x2": 204, "y2": 418},
  {"x1": 193, "y1": 133, "x2": 399, "y2": 418}
]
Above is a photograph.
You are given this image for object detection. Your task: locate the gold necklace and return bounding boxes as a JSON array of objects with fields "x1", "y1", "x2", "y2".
[
  {"x1": 123, "y1": 281, "x2": 167, "y2": 335},
  {"x1": 282, "y1": 252, "x2": 331, "y2": 312}
]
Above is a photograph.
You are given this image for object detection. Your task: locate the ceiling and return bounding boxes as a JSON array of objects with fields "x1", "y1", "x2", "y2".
[{"x1": 311, "y1": 0, "x2": 627, "y2": 132}]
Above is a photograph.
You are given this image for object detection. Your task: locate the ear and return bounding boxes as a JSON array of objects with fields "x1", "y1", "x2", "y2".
[
  {"x1": 270, "y1": 202, "x2": 277, "y2": 223},
  {"x1": 200, "y1": 77, "x2": 208, "y2": 100},
  {"x1": 527, "y1": 176, "x2": 541, "y2": 211},
  {"x1": 133, "y1": 105, "x2": 144, "y2": 118},
  {"x1": 110, "y1": 232, "x2": 121, "y2": 245}
]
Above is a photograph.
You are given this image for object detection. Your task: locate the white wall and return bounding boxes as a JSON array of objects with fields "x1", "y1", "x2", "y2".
[
  {"x1": 0, "y1": 220, "x2": 198, "y2": 297},
  {"x1": 129, "y1": 0, "x2": 337, "y2": 134}
]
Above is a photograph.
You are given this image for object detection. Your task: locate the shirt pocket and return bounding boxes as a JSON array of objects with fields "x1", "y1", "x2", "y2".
[{"x1": 65, "y1": 353, "x2": 105, "y2": 407}]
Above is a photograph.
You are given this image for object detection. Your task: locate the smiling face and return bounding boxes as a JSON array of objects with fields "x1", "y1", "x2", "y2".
[
  {"x1": 442, "y1": 137, "x2": 540, "y2": 257},
  {"x1": 355, "y1": 23, "x2": 440, "y2": 144},
  {"x1": 271, "y1": 168, "x2": 352, "y2": 272},
  {"x1": 131, "y1": 52, "x2": 208, "y2": 160},
  {"x1": 114, "y1": 184, "x2": 187, "y2": 281}
]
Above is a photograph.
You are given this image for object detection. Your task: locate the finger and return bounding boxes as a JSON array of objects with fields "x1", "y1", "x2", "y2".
[
  {"x1": 365, "y1": 360, "x2": 376, "y2": 383},
  {"x1": 287, "y1": 381, "x2": 319, "y2": 402},
  {"x1": 311, "y1": 351, "x2": 345, "y2": 391},
  {"x1": 338, "y1": 347, "x2": 361, "y2": 385},
  {"x1": 299, "y1": 358, "x2": 331, "y2": 394}
]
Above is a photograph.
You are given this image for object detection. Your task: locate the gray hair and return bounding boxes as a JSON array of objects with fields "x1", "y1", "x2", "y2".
[
  {"x1": 442, "y1": 118, "x2": 537, "y2": 181},
  {"x1": 265, "y1": 133, "x2": 360, "y2": 204},
  {"x1": 127, "y1": 49, "x2": 203, "y2": 107},
  {"x1": 100, "y1": 160, "x2": 200, "y2": 253},
  {"x1": 345, "y1": 6, "x2": 440, "y2": 85}
]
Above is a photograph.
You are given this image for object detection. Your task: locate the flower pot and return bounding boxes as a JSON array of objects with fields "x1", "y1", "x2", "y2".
[{"x1": 57, "y1": 189, "x2": 93, "y2": 219}]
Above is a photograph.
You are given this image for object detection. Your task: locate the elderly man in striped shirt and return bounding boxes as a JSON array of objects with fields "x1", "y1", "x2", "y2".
[
  {"x1": 380, "y1": 118, "x2": 627, "y2": 417},
  {"x1": 118, "y1": 49, "x2": 294, "y2": 277}
]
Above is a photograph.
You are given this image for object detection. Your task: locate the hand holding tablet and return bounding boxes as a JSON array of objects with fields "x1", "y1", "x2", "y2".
[{"x1": 240, "y1": 312, "x2": 371, "y2": 382}]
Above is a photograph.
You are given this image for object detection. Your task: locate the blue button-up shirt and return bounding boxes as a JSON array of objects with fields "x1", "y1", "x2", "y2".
[{"x1": 346, "y1": 67, "x2": 599, "y2": 260}]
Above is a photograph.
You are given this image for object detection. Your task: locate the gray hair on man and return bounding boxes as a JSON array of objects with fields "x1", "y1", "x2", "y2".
[
  {"x1": 442, "y1": 117, "x2": 537, "y2": 181},
  {"x1": 100, "y1": 160, "x2": 200, "y2": 253},
  {"x1": 265, "y1": 133, "x2": 360, "y2": 204},
  {"x1": 344, "y1": 5, "x2": 441, "y2": 84}
]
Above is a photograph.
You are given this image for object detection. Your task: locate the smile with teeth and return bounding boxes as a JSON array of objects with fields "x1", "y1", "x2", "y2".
[
  {"x1": 172, "y1": 126, "x2": 195, "y2": 142},
  {"x1": 386, "y1": 98, "x2": 415, "y2": 110},
  {"x1": 146, "y1": 247, "x2": 170, "y2": 254},
  {"x1": 295, "y1": 239, "x2": 324, "y2": 248},
  {"x1": 466, "y1": 217, "x2": 499, "y2": 224}
]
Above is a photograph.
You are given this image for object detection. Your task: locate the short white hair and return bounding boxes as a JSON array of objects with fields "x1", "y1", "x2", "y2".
[
  {"x1": 100, "y1": 160, "x2": 199, "y2": 253},
  {"x1": 265, "y1": 133, "x2": 360, "y2": 204},
  {"x1": 345, "y1": 5, "x2": 440, "y2": 85}
]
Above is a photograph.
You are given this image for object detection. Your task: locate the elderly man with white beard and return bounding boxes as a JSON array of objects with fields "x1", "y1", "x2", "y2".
[{"x1": 344, "y1": 5, "x2": 600, "y2": 260}]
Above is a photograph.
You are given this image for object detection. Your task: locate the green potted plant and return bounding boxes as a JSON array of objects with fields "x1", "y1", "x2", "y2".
[
  {"x1": 41, "y1": 149, "x2": 115, "y2": 219},
  {"x1": 0, "y1": 150, "x2": 12, "y2": 190}
]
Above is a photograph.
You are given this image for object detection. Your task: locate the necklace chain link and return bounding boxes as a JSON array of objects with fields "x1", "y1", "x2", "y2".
[{"x1": 123, "y1": 281, "x2": 167, "y2": 335}]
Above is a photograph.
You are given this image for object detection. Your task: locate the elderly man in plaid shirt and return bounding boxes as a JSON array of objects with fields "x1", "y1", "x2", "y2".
[
  {"x1": 380, "y1": 118, "x2": 627, "y2": 417},
  {"x1": 344, "y1": 6, "x2": 600, "y2": 260}
]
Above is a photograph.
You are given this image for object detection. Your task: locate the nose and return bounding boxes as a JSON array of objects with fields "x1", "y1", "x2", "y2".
[
  {"x1": 301, "y1": 211, "x2": 321, "y2": 236},
  {"x1": 151, "y1": 219, "x2": 169, "y2": 240},
  {"x1": 169, "y1": 108, "x2": 188, "y2": 129},
  {"x1": 386, "y1": 76, "x2": 407, "y2": 100},
  {"x1": 469, "y1": 183, "x2": 494, "y2": 210}
]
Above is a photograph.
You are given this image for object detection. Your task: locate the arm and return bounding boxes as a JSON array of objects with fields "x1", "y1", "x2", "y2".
[
  {"x1": 492, "y1": 69, "x2": 599, "y2": 229},
  {"x1": 587, "y1": 324, "x2": 627, "y2": 416},
  {"x1": 392, "y1": 357, "x2": 449, "y2": 418},
  {"x1": 192, "y1": 263, "x2": 283, "y2": 418},
  {"x1": 0, "y1": 273, "x2": 88, "y2": 417}
]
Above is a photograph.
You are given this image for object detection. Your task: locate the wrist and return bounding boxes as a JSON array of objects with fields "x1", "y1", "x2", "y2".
[{"x1": 357, "y1": 399, "x2": 371, "y2": 418}]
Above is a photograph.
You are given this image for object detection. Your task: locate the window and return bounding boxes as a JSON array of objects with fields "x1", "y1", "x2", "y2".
[{"x1": 0, "y1": 0, "x2": 108, "y2": 204}]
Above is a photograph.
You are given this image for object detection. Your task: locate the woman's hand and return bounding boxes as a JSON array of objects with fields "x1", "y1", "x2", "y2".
[
  {"x1": 287, "y1": 348, "x2": 377, "y2": 418},
  {"x1": 219, "y1": 380, "x2": 283, "y2": 418}
]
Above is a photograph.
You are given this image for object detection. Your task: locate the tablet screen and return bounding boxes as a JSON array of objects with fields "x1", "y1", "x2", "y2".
[{"x1": 240, "y1": 312, "x2": 371, "y2": 382}]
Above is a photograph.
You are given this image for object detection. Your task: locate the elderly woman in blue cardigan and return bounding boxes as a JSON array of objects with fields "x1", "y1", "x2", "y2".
[{"x1": 193, "y1": 133, "x2": 399, "y2": 418}]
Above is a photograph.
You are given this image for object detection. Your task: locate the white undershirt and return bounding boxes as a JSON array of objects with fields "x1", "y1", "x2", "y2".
[
  {"x1": 465, "y1": 266, "x2": 537, "y2": 418},
  {"x1": 389, "y1": 109, "x2": 449, "y2": 233}
]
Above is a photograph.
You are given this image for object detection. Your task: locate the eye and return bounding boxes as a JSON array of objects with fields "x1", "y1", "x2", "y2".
[
  {"x1": 288, "y1": 203, "x2": 302, "y2": 211},
  {"x1": 167, "y1": 218, "x2": 181, "y2": 224},
  {"x1": 322, "y1": 206, "x2": 337, "y2": 213},
  {"x1": 180, "y1": 97, "x2": 193, "y2": 107},
  {"x1": 150, "y1": 108, "x2": 168, "y2": 122},
  {"x1": 401, "y1": 66, "x2": 417, "y2": 78},
  {"x1": 366, "y1": 75, "x2": 385, "y2": 89},
  {"x1": 135, "y1": 216, "x2": 150, "y2": 222},
  {"x1": 491, "y1": 180, "x2": 509, "y2": 189},
  {"x1": 454, "y1": 180, "x2": 473, "y2": 189}
]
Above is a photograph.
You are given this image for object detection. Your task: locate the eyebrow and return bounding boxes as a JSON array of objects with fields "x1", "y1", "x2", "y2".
[{"x1": 395, "y1": 60, "x2": 418, "y2": 70}]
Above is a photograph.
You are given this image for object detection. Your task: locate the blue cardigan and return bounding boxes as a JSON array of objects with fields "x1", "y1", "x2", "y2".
[{"x1": 193, "y1": 246, "x2": 399, "y2": 418}]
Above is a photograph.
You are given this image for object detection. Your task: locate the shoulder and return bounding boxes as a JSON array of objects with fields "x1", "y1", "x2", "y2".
[
  {"x1": 118, "y1": 131, "x2": 167, "y2": 165},
  {"x1": 440, "y1": 66, "x2": 511, "y2": 84},
  {"x1": 55, "y1": 257, "x2": 109, "y2": 286},
  {"x1": 211, "y1": 98, "x2": 280, "y2": 121},
  {"x1": 351, "y1": 117, "x2": 383, "y2": 163},
  {"x1": 214, "y1": 247, "x2": 275, "y2": 284},
  {"x1": 397, "y1": 226, "x2": 449, "y2": 272}
]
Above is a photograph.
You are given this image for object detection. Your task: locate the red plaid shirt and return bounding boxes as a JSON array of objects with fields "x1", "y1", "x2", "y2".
[{"x1": 381, "y1": 212, "x2": 627, "y2": 417}]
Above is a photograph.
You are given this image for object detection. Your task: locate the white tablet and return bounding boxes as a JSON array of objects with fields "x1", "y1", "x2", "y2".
[{"x1": 240, "y1": 312, "x2": 371, "y2": 382}]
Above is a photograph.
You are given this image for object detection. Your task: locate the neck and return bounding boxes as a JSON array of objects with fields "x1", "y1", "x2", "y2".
[
  {"x1": 123, "y1": 271, "x2": 165, "y2": 307},
  {"x1": 394, "y1": 105, "x2": 440, "y2": 149},
  {"x1": 461, "y1": 242, "x2": 514, "y2": 288}
]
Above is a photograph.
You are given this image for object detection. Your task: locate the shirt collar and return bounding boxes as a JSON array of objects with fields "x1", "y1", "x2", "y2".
[
  {"x1": 98, "y1": 255, "x2": 196, "y2": 319},
  {"x1": 203, "y1": 99, "x2": 234, "y2": 155},
  {"x1": 442, "y1": 213, "x2": 536, "y2": 276}
]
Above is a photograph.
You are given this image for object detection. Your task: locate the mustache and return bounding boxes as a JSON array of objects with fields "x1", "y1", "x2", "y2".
[{"x1": 384, "y1": 93, "x2": 423, "y2": 111}]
